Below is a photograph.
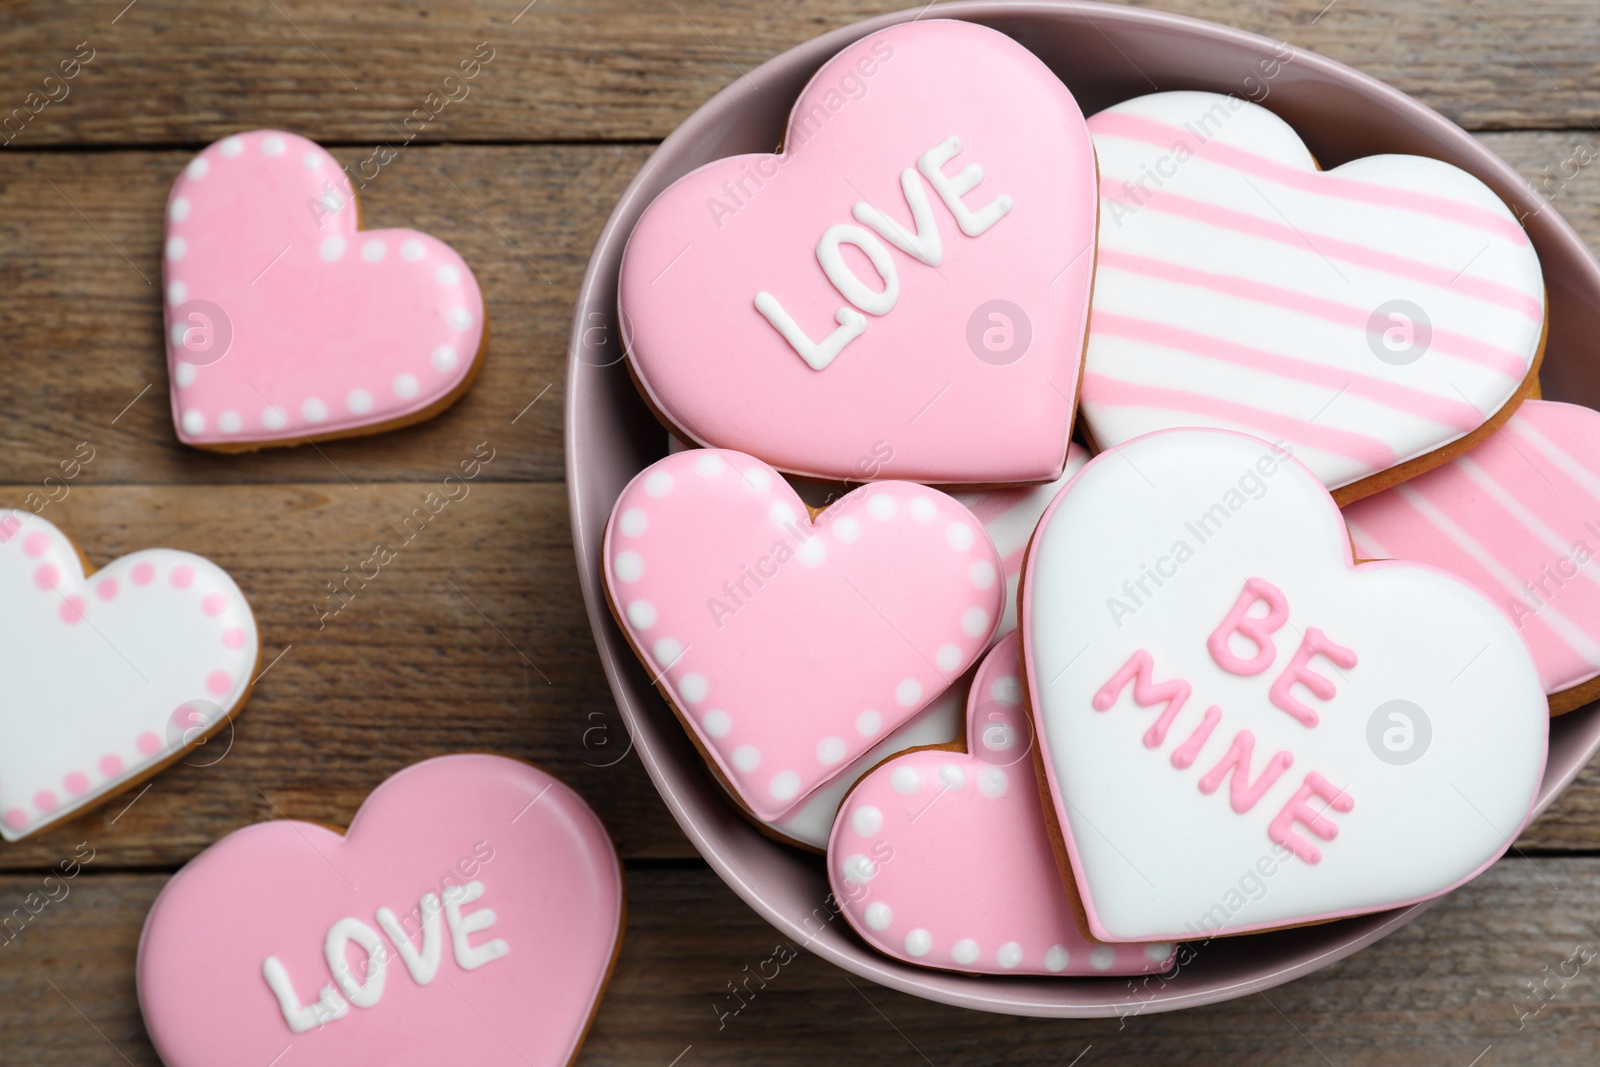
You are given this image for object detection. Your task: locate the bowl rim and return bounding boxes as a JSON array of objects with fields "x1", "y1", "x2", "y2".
[{"x1": 566, "y1": 0, "x2": 1600, "y2": 1016}]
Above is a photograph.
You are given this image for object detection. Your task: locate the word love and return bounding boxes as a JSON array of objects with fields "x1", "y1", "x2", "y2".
[
  {"x1": 1094, "y1": 577, "x2": 1358, "y2": 864},
  {"x1": 754, "y1": 136, "x2": 1013, "y2": 371},
  {"x1": 262, "y1": 879, "x2": 510, "y2": 1034}
]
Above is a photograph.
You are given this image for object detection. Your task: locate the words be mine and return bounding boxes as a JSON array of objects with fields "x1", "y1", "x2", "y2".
[{"x1": 1093, "y1": 577, "x2": 1356, "y2": 863}]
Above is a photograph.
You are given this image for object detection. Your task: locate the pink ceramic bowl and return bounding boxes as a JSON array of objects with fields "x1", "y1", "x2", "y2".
[{"x1": 567, "y1": 1, "x2": 1600, "y2": 1016}]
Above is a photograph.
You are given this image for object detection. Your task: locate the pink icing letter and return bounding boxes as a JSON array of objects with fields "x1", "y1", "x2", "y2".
[
  {"x1": 1267, "y1": 771, "x2": 1353, "y2": 864},
  {"x1": 1267, "y1": 628, "x2": 1358, "y2": 728},
  {"x1": 1207, "y1": 578, "x2": 1289, "y2": 676},
  {"x1": 1092, "y1": 649, "x2": 1190, "y2": 749},
  {"x1": 1196, "y1": 729, "x2": 1294, "y2": 814}
]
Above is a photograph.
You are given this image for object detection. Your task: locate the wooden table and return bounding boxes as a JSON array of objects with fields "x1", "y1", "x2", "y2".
[{"x1": 3, "y1": 1, "x2": 1599, "y2": 1062}]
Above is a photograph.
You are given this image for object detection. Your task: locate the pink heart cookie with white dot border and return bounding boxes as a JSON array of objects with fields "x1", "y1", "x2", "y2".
[
  {"x1": 603, "y1": 448, "x2": 1003, "y2": 823},
  {"x1": 619, "y1": 19, "x2": 1097, "y2": 485},
  {"x1": 163, "y1": 130, "x2": 487, "y2": 451},
  {"x1": 830, "y1": 632, "x2": 1177, "y2": 975},
  {"x1": 138, "y1": 755, "x2": 622, "y2": 1067},
  {"x1": 0, "y1": 510, "x2": 259, "y2": 841}
]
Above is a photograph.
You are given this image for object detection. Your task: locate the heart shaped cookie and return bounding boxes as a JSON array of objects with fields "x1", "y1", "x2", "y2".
[
  {"x1": 603, "y1": 448, "x2": 1002, "y2": 822},
  {"x1": 164, "y1": 130, "x2": 487, "y2": 451},
  {"x1": 138, "y1": 755, "x2": 622, "y2": 1067},
  {"x1": 830, "y1": 632, "x2": 1176, "y2": 975},
  {"x1": 1345, "y1": 400, "x2": 1600, "y2": 714},
  {"x1": 0, "y1": 511, "x2": 258, "y2": 840},
  {"x1": 1080, "y1": 91, "x2": 1544, "y2": 501},
  {"x1": 1023, "y1": 429, "x2": 1547, "y2": 941},
  {"x1": 618, "y1": 20, "x2": 1097, "y2": 484}
]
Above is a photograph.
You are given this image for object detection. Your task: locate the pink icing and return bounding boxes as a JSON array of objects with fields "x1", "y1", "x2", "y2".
[
  {"x1": 1207, "y1": 577, "x2": 1289, "y2": 676},
  {"x1": 1267, "y1": 772, "x2": 1355, "y2": 864},
  {"x1": 1195, "y1": 730, "x2": 1294, "y2": 814},
  {"x1": 1344, "y1": 400, "x2": 1600, "y2": 697},
  {"x1": 163, "y1": 130, "x2": 485, "y2": 447},
  {"x1": 0, "y1": 509, "x2": 261, "y2": 840},
  {"x1": 618, "y1": 20, "x2": 1098, "y2": 484},
  {"x1": 602, "y1": 449, "x2": 1003, "y2": 823},
  {"x1": 137, "y1": 755, "x2": 622, "y2": 1067},
  {"x1": 1267, "y1": 628, "x2": 1358, "y2": 727},
  {"x1": 1091, "y1": 649, "x2": 1191, "y2": 750},
  {"x1": 829, "y1": 634, "x2": 1176, "y2": 976}
]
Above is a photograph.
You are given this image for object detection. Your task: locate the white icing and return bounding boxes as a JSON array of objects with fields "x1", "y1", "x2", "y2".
[
  {"x1": 262, "y1": 956, "x2": 348, "y2": 1034},
  {"x1": 753, "y1": 292, "x2": 866, "y2": 372},
  {"x1": 918, "y1": 136, "x2": 1012, "y2": 237},
  {"x1": 324, "y1": 917, "x2": 387, "y2": 1008},
  {"x1": 374, "y1": 894, "x2": 443, "y2": 986},
  {"x1": 816, "y1": 224, "x2": 899, "y2": 316},
  {"x1": 1026, "y1": 430, "x2": 1548, "y2": 940},
  {"x1": 852, "y1": 168, "x2": 944, "y2": 267},
  {"x1": 442, "y1": 880, "x2": 510, "y2": 971}
]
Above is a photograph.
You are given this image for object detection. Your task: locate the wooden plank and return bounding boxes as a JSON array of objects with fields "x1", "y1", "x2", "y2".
[
  {"x1": 1, "y1": 1, "x2": 1598, "y2": 147},
  {"x1": 4, "y1": 131, "x2": 1600, "y2": 490},
  {"x1": 0, "y1": 143, "x2": 652, "y2": 485},
  {"x1": 0, "y1": 483, "x2": 689, "y2": 869},
  {"x1": 5, "y1": 859, "x2": 1600, "y2": 1065}
]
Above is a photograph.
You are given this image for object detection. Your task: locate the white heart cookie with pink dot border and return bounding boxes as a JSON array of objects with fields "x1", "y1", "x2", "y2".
[
  {"x1": 1023, "y1": 429, "x2": 1548, "y2": 941},
  {"x1": 618, "y1": 19, "x2": 1097, "y2": 485},
  {"x1": 0, "y1": 511, "x2": 259, "y2": 840},
  {"x1": 603, "y1": 448, "x2": 1003, "y2": 823},
  {"x1": 164, "y1": 129, "x2": 486, "y2": 450},
  {"x1": 830, "y1": 633, "x2": 1176, "y2": 975}
]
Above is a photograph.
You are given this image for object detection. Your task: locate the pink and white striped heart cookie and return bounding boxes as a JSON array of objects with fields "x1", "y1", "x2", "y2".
[
  {"x1": 1345, "y1": 400, "x2": 1600, "y2": 713},
  {"x1": 830, "y1": 633, "x2": 1176, "y2": 975},
  {"x1": 602, "y1": 449, "x2": 1003, "y2": 823},
  {"x1": 0, "y1": 511, "x2": 259, "y2": 840},
  {"x1": 1081, "y1": 91, "x2": 1544, "y2": 502},
  {"x1": 164, "y1": 130, "x2": 486, "y2": 450}
]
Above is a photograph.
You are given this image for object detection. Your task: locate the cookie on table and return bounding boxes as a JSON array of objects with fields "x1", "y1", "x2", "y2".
[
  {"x1": 602, "y1": 448, "x2": 1003, "y2": 825},
  {"x1": 0, "y1": 510, "x2": 258, "y2": 841},
  {"x1": 1022, "y1": 429, "x2": 1547, "y2": 941},
  {"x1": 619, "y1": 19, "x2": 1098, "y2": 485},
  {"x1": 138, "y1": 755, "x2": 622, "y2": 1067},
  {"x1": 1080, "y1": 91, "x2": 1545, "y2": 504},
  {"x1": 1345, "y1": 399, "x2": 1600, "y2": 714},
  {"x1": 830, "y1": 633, "x2": 1176, "y2": 975},
  {"x1": 164, "y1": 130, "x2": 487, "y2": 451}
]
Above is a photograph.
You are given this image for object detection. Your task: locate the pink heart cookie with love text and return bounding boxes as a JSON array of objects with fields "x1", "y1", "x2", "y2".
[
  {"x1": 164, "y1": 130, "x2": 486, "y2": 449},
  {"x1": 1024, "y1": 429, "x2": 1548, "y2": 941},
  {"x1": 619, "y1": 20, "x2": 1097, "y2": 484},
  {"x1": 138, "y1": 755, "x2": 622, "y2": 1067},
  {"x1": 603, "y1": 448, "x2": 1003, "y2": 822},
  {"x1": 0, "y1": 510, "x2": 258, "y2": 841},
  {"x1": 831, "y1": 632, "x2": 1176, "y2": 975}
]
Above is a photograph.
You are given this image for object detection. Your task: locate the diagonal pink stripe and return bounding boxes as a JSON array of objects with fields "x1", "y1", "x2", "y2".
[
  {"x1": 1081, "y1": 371, "x2": 1398, "y2": 468},
  {"x1": 1090, "y1": 311, "x2": 1483, "y2": 431},
  {"x1": 1097, "y1": 248, "x2": 1531, "y2": 381},
  {"x1": 1089, "y1": 111, "x2": 1529, "y2": 245},
  {"x1": 1099, "y1": 186, "x2": 1542, "y2": 321}
]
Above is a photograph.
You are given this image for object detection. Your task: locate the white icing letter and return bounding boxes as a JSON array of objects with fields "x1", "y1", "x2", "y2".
[
  {"x1": 816, "y1": 224, "x2": 899, "y2": 315},
  {"x1": 262, "y1": 956, "x2": 349, "y2": 1034},
  {"x1": 443, "y1": 880, "x2": 510, "y2": 971},
  {"x1": 852, "y1": 169, "x2": 944, "y2": 266},
  {"x1": 918, "y1": 136, "x2": 1013, "y2": 236},
  {"x1": 375, "y1": 892, "x2": 444, "y2": 986},
  {"x1": 324, "y1": 917, "x2": 388, "y2": 1009},
  {"x1": 754, "y1": 291, "x2": 866, "y2": 371}
]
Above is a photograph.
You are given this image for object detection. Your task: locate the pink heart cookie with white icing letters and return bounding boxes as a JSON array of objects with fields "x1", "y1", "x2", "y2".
[
  {"x1": 0, "y1": 510, "x2": 258, "y2": 841},
  {"x1": 164, "y1": 130, "x2": 486, "y2": 449},
  {"x1": 1345, "y1": 400, "x2": 1600, "y2": 713},
  {"x1": 603, "y1": 449, "x2": 1003, "y2": 823},
  {"x1": 1024, "y1": 429, "x2": 1548, "y2": 941},
  {"x1": 830, "y1": 633, "x2": 1176, "y2": 975},
  {"x1": 1081, "y1": 91, "x2": 1544, "y2": 499},
  {"x1": 138, "y1": 755, "x2": 622, "y2": 1067},
  {"x1": 619, "y1": 20, "x2": 1098, "y2": 485}
]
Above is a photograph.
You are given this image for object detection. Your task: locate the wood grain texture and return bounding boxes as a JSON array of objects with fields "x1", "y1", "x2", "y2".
[
  {"x1": 0, "y1": 143, "x2": 651, "y2": 485},
  {"x1": 2, "y1": 0, "x2": 1600, "y2": 146},
  {"x1": 0, "y1": 483, "x2": 688, "y2": 869},
  {"x1": 6, "y1": 860, "x2": 1600, "y2": 1066}
]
